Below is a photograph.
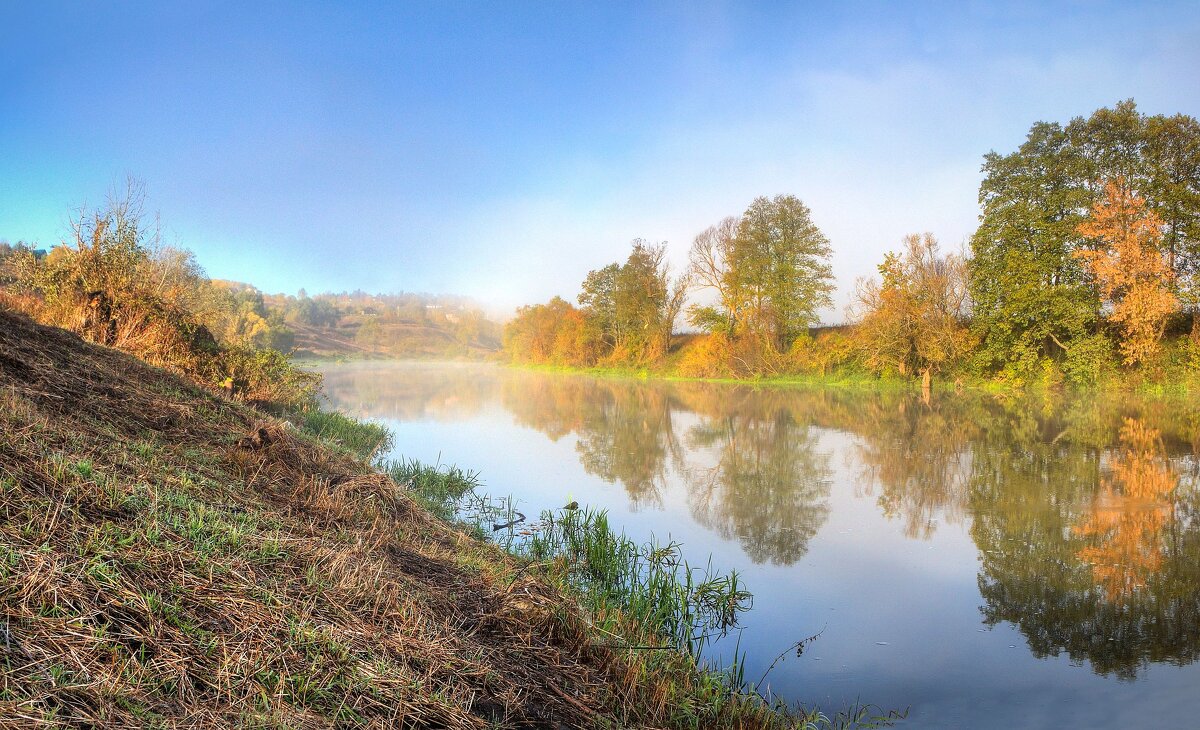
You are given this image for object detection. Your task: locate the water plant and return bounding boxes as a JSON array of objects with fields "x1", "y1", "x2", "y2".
[{"x1": 514, "y1": 507, "x2": 751, "y2": 659}]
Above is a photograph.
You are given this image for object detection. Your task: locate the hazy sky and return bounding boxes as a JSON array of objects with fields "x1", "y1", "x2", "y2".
[{"x1": 2, "y1": 1, "x2": 1198, "y2": 321}]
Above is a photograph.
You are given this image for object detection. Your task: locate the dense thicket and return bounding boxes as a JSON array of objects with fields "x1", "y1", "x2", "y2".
[
  {"x1": 504, "y1": 240, "x2": 687, "y2": 367},
  {"x1": 504, "y1": 101, "x2": 1200, "y2": 389}
]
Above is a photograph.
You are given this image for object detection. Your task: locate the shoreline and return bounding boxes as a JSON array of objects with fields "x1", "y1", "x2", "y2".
[{"x1": 2, "y1": 308, "x2": 875, "y2": 728}]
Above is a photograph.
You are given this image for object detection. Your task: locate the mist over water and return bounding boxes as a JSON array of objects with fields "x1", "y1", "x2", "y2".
[{"x1": 318, "y1": 361, "x2": 1200, "y2": 729}]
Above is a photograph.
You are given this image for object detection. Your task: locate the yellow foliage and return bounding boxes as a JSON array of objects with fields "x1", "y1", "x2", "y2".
[
  {"x1": 676, "y1": 333, "x2": 734, "y2": 378},
  {"x1": 1074, "y1": 181, "x2": 1179, "y2": 366}
]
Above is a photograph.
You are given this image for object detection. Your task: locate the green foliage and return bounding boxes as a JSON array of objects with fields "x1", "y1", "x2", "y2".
[
  {"x1": 1061, "y1": 332, "x2": 1117, "y2": 385},
  {"x1": 517, "y1": 508, "x2": 751, "y2": 659},
  {"x1": 507, "y1": 196, "x2": 833, "y2": 375},
  {"x1": 218, "y1": 347, "x2": 322, "y2": 409},
  {"x1": 970, "y1": 101, "x2": 1200, "y2": 377},
  {"x1": 729, "y1": 195, "x2": 835, "y2": 352},
  {"x1": 383, "y1": 458, "x2": 482, "y2": 521},
  {"x1": 574, "y1": 240, "x2": 684, "y2": 365}
]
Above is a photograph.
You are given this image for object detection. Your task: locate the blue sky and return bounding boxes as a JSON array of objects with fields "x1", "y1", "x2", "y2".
[{"x1": 2, "y1": 1, "x2": 1198, "y2": 320}]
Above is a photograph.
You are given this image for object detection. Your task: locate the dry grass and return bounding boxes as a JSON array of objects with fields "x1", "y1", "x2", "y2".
[{"x1": 0, "y1": 308, "x2": 756, "y2": 728}]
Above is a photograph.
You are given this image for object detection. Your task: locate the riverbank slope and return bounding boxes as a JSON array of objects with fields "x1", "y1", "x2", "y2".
[{"x1": 0, "y1": 309, "x2": 751, "y2": 728}]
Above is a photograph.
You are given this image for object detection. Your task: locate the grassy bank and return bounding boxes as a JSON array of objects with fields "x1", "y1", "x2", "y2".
[
  {"x1": 505, "y1": 357, "x2": 1200, "y2": 399},
  {"x1": 1, "y1": 308, "x2": 885, "y2": 728}
]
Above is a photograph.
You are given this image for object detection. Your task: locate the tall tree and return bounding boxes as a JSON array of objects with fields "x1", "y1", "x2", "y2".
[
  {"x1": 969, "y1": 120, "x2": 1096, "y2": 375},
  {"x1": 578, "y1": 263, "x2": 620, "y2": 347},
  {"x1": 970, "y1": 101, "x2": 1200, "y2": 375},
  {"x1": 727, "y1": 195, "x2": 834, "y2": 352},
  {"x1": 1144, "y1": 113, "x2": 1200, "y2": 335},
  {"x1": 685, "y1": 216, "x2": 741, "y2": 336},
  {"x1": 578, "y1": 240, "x2": 682, "y2": 365},
  {"x1": 1074, "y1": 181, "x2": 1178, "y2": 366}
]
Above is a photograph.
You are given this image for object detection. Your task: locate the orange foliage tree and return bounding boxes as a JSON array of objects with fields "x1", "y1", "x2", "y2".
[
  {"x1": 1074, "y1": 181, "x2": 1179, "y2": 366},
  {"x1": 851, "y1": 233, "x2": 972, "y2": 392}
]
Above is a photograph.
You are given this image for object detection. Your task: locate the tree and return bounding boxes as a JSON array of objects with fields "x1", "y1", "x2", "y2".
[
  {"x1": 578, "y1": 263, "x2": 620, "y2": 347},
  {"x1": 969, "y1": 119, "x2": 1096, "y2": 376},
  {"x1": 853, "y1": 233, "x2": 972, "y2": 393},
  {"x1": 577, "y1": 240, "x2": 684, "y2": 365},
  {"x1": 728, "y1": 195, "x2": 834, "y2": 352},
  {"x1": 612, "y1": 242, "x2": 667, "y2": 360},
  {"x1": 969, "y1": 101, "x2": 1200, "y2": 376},
  {"x1": 686, "y1": 216, "x2": 741, "y2": 336},
  {"x1": 1144, "y1": 113, "x2": 1200, "y2": 336},
  {"x1": 1074, "y1": 181, "x2": 1179, "y2": 366}
]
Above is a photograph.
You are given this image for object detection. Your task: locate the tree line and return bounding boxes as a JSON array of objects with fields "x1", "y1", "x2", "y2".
[{"x1": 502, "y1": 100, "x2": 1200, "y2": 388}]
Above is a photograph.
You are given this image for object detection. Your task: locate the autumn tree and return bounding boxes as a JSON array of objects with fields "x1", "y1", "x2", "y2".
[
  {"x1": 577, "y1": 240, "x2": 687, "y2": 365},
  {"x1": 1072, "y1": 419, "x2": 1178, "y2": 602},
  {"x1": 852, "y1": 233, "x2": 972, "y2": 392},
  {"x1": 1074, "y1": 181, "x2": 1179, "y2": 366},
  {"x1": 969, "y1": 101, "x2": 1200, "y2": 376},
  {"x1": 503, "y1": 296, "x2": 598, "y2": 365}
]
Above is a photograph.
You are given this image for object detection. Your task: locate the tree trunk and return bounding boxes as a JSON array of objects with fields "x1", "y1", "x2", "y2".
[{"x1": 921, "y1": 367, "x2": 932, "y2": 404}]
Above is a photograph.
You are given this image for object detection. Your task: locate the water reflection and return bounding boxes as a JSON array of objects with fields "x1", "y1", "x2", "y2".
[
  {"x1": 970, "y1": 408, "x2": 1199, "y2": 680},
  {"x1": 502, "y1": 376, "x2": 684, "y2": 508},
  {"x1": 683, "y1": 403, "x2": 832, "y2": 565},
  {"x1": 850, "y1": 398, "x2": 976, "y2": 539},
  {"x1": 317, "y1": 363, "x2": 1200, "y2": 681},
  {"x1": 1073, "y1": 419, "x2": 1177, "y2": 603}
]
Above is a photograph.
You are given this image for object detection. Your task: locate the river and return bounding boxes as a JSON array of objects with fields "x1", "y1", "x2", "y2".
[{"x1": 316, "y1": 361, "x2": 1200, "y2": 729}]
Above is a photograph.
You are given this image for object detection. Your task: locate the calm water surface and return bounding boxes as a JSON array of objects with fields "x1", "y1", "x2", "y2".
[{"x1": 317, "y1": 362, "x2": 1200, "y2": 729}]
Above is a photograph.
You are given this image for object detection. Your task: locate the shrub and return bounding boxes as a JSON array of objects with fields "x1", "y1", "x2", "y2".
[
  {"x1": 3, "y1": 185, "x2": 316, "y2": 411},
  {"x1": 1062, "y1": 332, "x2": 1117, "y2": 386}
]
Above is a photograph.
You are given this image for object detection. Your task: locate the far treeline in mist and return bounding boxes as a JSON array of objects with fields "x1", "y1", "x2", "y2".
[{"x1": 503, "y1": 101, "x2": 1200, "y2": 389}]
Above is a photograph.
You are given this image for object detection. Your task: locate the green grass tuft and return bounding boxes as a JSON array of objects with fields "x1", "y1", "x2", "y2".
[{"x1": 299, "y1": 408, "x2": 393, "y2": 460}]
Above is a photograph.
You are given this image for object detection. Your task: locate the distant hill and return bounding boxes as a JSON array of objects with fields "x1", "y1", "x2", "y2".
[{"x1": 261, "y1": 289, "x2": 503, "y2": 359}]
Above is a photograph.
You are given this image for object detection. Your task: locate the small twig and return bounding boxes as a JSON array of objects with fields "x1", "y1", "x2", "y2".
[
  {"x1": 753, "y1": 626, "x2": 825, "y2": 695},
  {"x1": 491, "y1": 510, "x2": 526, "y2": 532}
]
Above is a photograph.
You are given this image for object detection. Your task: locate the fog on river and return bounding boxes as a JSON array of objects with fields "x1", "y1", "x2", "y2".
[{"x1": 316, "y1": 361, "x2": 1200, "y2": 729}]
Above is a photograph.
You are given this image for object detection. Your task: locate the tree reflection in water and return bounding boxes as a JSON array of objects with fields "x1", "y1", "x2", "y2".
[
  {"x1": 850, "y1": 396, "x2": 976, "y2": 539},
  {"x1": 319, "y1": 362, "x2": 1200, "y2": 679},
  {"x1": 684, "y1": 404, "x2": 831, "y2": 565},
  {"x1": 502, "y1": 376, "x2": 1200, "y2": 678},
  {"x1": 1072, "y1": 419, "x2": 1177, "y2": 602},
  {"x1": 970, "y1": 407, "x2": 1200, "y2": 680}
]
